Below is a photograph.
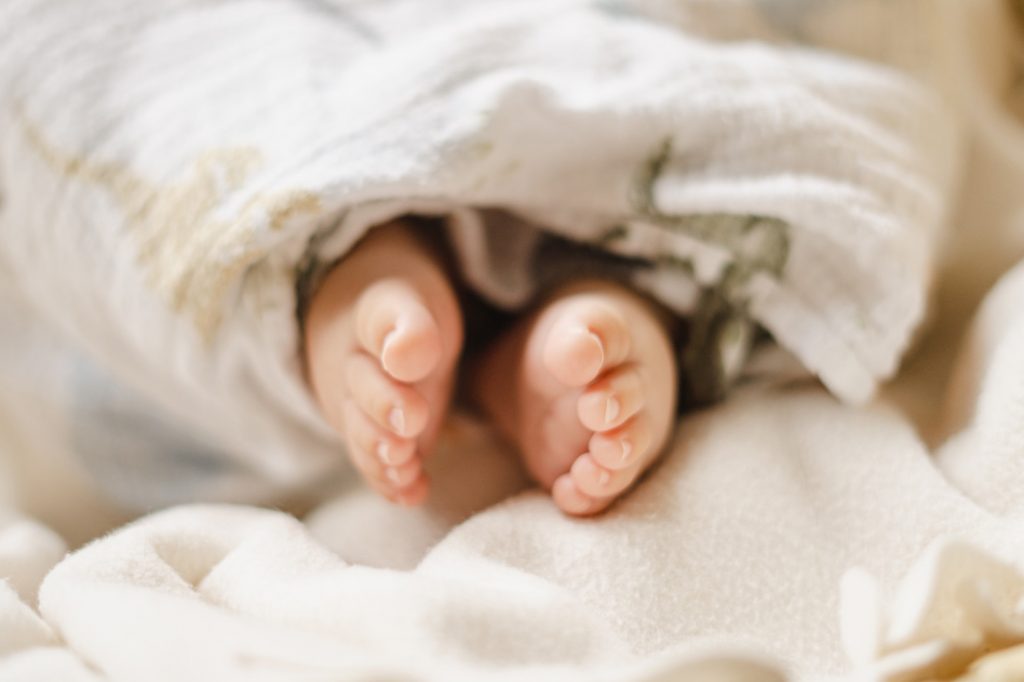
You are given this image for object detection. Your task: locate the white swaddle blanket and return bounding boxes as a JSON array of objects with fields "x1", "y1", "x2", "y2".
[{"x1": 0, "y1": 0, "x2": 956, "y2": 508}]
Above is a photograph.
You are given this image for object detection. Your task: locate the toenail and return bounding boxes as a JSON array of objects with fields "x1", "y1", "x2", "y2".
[
  {"x1": 577, "y1": 327, "x2": 604, "y2": 358},
  {"x1": 380, "y1": 329, "x2": 399, "y2": 372},
  {"x1": 388, "y1": 407, "x2": 406, "y2": 434},
  {"x1": 376, "y1": 441, "x2": 392, "y2": 464},
  {"x1": 620, "y1": 439, "x2": 632, "y2": 463},
  {"x1": 584, "y1": 329, "x2": 603, "y2": 348},
  {"x1": 604, "y1": 396, "x2": 620, "y2": 425},
  {"x1": 385, "y1": 467, "x2": 401, "y2": 484},
  {"x1": 597, "y1": 469, "x2": 611, "y2": 487}
]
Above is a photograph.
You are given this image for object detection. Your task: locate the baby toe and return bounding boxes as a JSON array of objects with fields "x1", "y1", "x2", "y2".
[
  {"x1": 341, "y1": 401, "x2": 417, "y2": 476},
  {"x1": 576, "y1": 365, "x2": 644, "y2": 432},
  {"x1": 372, "y1": 436, "x2": 418, "y2": 468},
  {"x1": 355, "y1": 279, "x2": 444, "y2": 383},
  {"x1": 393, "y1": 475, "x2": 430, "y2": 506},
  {"x1": 542, "y1": 298, "x2": 631, "y2": 387},
  {"x1": 542, "y1": 325, "x2": 605, "y2": 388},
  {"x1": 378, "y1": 457, "x2": 423, "y2": 489},
  {"x1": 570, "y1": 453, "x2": 639, "y2": 499},
  {"x1": 587, "y1": 413, "x2": 653, "y2": 471},
  {"x1": 343, "y1": 353, "x2": 430, "y2": 439},
  {"x1": 551, "y1": 474, "x2": 597, "y2": 516},
  {"x1": 364, "y1": 469, "x2": 430, "y2": 506}
]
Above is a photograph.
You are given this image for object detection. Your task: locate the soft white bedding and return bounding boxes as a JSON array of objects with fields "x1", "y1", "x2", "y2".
[
  {"x1": 5, "y1": 385, "x2": 1024, "y2": 682},
  {"x1": 4, "y1": 1, "x2": 1024, "y2": 681}
]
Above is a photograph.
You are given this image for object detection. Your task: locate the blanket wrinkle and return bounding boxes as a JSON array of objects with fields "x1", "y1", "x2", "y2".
[
  {"x1": 841, "y1": 541, "x2": 1024, "y2": 681},
  {"x1": 34, "y1": 504, "x2": 780, "y2": 681},
  {"x1": 0, "y1": 583, "x2": 56, "y2": 658},
  {"x1": 0, "y1": 516, "x2": 66, "y2": 606}
]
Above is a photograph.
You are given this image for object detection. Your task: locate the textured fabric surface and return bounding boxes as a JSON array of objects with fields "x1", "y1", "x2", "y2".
[{"x1": 1, "y1": 390, "x2": 1023, "y2": 682}]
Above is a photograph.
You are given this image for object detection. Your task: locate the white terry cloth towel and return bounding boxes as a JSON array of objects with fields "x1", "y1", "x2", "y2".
[
  {"x1": 2, "y1": 388, "x2": 1022, "y2": 682},
  {"x1": 0, "y1": 0, "x2": 958, "y2": 505}
]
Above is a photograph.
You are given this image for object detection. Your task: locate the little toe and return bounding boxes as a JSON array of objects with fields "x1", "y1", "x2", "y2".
[
  {"x1": 588, "y1": 413, "x2": 653, "y2": 471},
  {"x1": 354, "y1": 441, "x2": 421, "y2": 489},
  {"x1": 576, "y1": 365, "x2": 645, "y2": 432},
  {"x1": 342, "y1": 401, "x2": 430, "y2": 506},
  {"x1": 391, "y1": 475, "x2": 430, "y2": 507},
  {"x1": 551, "y1": 474, "x2": 597, "y2": 515},
  {"x1": 339, "y1": 401, "x2": 415, "y2": 471},
  {"x1": 364, "y1": 468, "x2": 430, "y2": 506},
  {"x1": 570, "y1": 453, "x2": 640, "y2": 499},
  {"x1": 341, "y1": 401, "x2": 418, "y2": 473},
  {"x1": 343, "y1": 353, "x2": 429, "y2": 439},
  {"x1": 542, "y1": 298, "x2": 631, "y2": 387},
  {"x1": 355, "y1": 279, "x2": 444, "y2": 383},
  {"x1": 377, "y1": 458, "x2": 423, "y2": 489}
]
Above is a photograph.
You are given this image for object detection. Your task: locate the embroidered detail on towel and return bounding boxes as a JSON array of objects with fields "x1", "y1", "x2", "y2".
[{"x1": 20, "y1": 111, "x2": 322, "y2": 341}]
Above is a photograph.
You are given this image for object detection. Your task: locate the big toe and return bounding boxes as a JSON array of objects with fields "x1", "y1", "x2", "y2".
[
  {"x1": 541, "y1": 298, "x2": 632, "y2": 387},
  {"x1": 355, "y1": 279, "x2": 444, "y2": 383}
]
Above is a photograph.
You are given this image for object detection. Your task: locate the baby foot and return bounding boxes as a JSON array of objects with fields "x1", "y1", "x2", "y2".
[
  {"x1": 475, "y1": 280, "x2": 677, "y2": 516},
  {"x1": 304, "y1": 220, "x2": 463, "y2": 506}
]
